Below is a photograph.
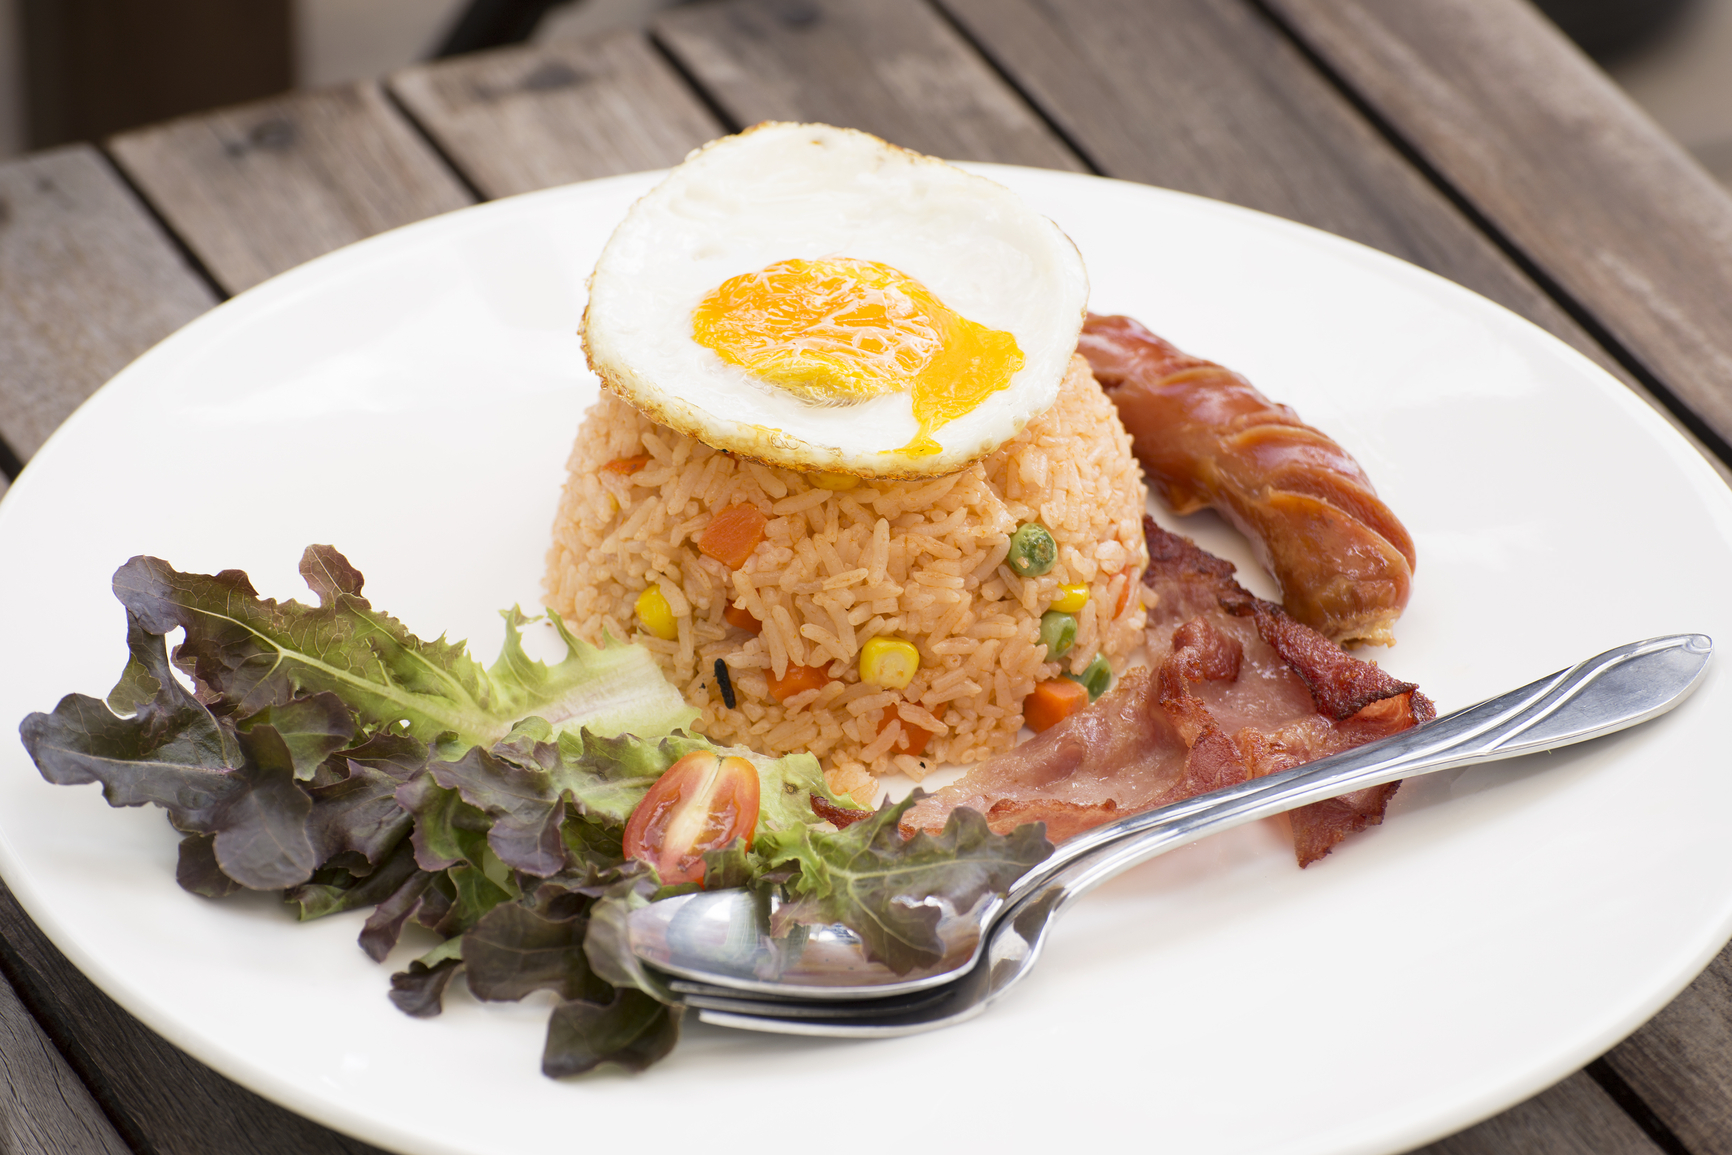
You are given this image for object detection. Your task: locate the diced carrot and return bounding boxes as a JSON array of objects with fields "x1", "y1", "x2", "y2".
[
  {"x1": 602, "y1": 454, "x2": 651, "y2": 475},
  {"x1": 1023, "y1": 679, "x2": 1089, "y2": 733},
  {"x1": 1115, "y1": 565, "x2": 1142, "y2": 617},
  {"x1": 878, "y1": 705, "x2": 938, "y2": 757},
  {"x1": 723, "y1": 602, "x2": 762, "y2": 634},
  {"x1": 767, "y1": 664, "x2": 831, "y2": 703},
  {"x1": 697, "y1": 504, "x2": 768, "y2": 569}
]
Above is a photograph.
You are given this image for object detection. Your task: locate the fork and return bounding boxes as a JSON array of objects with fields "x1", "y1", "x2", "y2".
[{"x1": 653, "y1": 634, "x2": 1712, "y2": 1036}]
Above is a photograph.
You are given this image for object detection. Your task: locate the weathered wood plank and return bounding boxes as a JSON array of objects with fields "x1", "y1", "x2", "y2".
[
  {"x1": 1260, "y1": 0, "x2": 1732, "y2": 456},
  {"x1": 1603, "y1": 943, "x2": 1732, "y2": 1153},
  {"x1": 108, "y1": 84, "x2": 474, "y2": 294},
  {"x1": 653, "y1": 0, "x2": 1085, "y2": 170},
  {"x1": 0, "y1": 961, "x2": 132, "y2": 1155},
  {"x1": 0, "y1": 880, "x2": 384, "y2": 1155},
  {"x1": 1412, "y1": 1071, "x2": 1664, "y2": 1155},
  {"x1": 0, "y1": 146, "x2": 216, "y2": 461},
  {"x1": 390, "y1": 31, "x2": 723, "y2": 199},
  {"x1": 935, "y1": 0, "x2": 1731, "y2": 482}
]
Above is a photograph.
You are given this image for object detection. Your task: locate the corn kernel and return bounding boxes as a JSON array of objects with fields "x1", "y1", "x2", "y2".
[
  {"x1": 859, "y1": 636, "x2": 920, "y2": 689},
  {"x1": 811, "y1": 472, "x2": 860, "y2": 491},
  {"x1": 1052, "y1": 583, "x2": 1090, "y2": 613},
  {"x1": 635, "y1": 584, "x2": 678, "y2": 641}
]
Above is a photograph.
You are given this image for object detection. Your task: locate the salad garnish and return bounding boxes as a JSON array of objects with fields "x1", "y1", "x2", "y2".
[{"x1": 20, "y1": 545, "x2": 1050, "y2": 1076}]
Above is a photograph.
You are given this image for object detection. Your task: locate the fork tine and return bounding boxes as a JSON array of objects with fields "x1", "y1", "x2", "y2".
[
  {"x1": 665, "y1": 974, "x2": 944, "y2": 1008},
  {"x1": 695, "y1": 991, "x2": 989, "y2": 1038},
  {"x1": 677, "y1": 983, "x2": 955, "y2": 1019},
  {"x1": 695, "y1": 1009, "x2": 939, "y2": 1037},
  {"x1": 692, "y1": 966, "x2": 996, "y2": 1036}
]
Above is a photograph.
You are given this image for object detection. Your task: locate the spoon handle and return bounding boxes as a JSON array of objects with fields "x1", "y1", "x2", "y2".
[{"x1": 1004, "y1": 634, "x2": 1713, "y2": 910}]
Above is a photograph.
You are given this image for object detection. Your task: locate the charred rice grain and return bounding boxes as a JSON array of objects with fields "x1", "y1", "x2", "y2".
[{"x1": 715, "y1": 658, "x2": 737, "y2": 710}]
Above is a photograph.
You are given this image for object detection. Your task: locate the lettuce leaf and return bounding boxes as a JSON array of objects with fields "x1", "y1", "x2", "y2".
[
  {"x1": 544, "y1": 990, "x2": 681, "y2": 1078},
  {"x1": 175, "y1": 834, "x2": 242, "y2": 899},
  {"x1": 21, "y1": 614, "x2": 318, "y2": 889},
  {"x1": 113, "y1": 547, "x2": 696, "y2": 748},
  {"x1": 463, "y1": 903, "x2": 610, "y2": 1003},
  {"x1": 286, "y1": 838, "x2": 422, "y2": 922},
  {"x1": 235, "y1": 695, "x2": 357, "y2": 781},
  {"x1": 357, "y1": 868, "x2": 441, "y2": 961},
  {"x1": 582, "y1": 873, "x2": 674, "y2": 999},
  {"x1": 389, "y1": 957, "x2": 462, "y2": 1018},
  {"x1": 770, "y1": 791, "x2": 1052, "y2": 973},
  {"x1": 306, "y1": 741, "x2": 424, "y2": 870}
]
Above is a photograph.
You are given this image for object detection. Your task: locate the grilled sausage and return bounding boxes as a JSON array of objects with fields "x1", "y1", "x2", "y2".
[{"x1": 1079, "y1": 313, "x2": 1414, "y2": 646}]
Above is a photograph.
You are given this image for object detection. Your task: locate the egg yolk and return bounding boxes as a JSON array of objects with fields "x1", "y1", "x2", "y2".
[{"x1": 691, "y1": 257, "x2": 1024, "y2": 457}]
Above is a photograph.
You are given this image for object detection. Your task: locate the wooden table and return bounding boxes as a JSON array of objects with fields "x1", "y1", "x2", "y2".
[{"x1": 3, "y1": 1, "x2": 1731, "y2": 1151}]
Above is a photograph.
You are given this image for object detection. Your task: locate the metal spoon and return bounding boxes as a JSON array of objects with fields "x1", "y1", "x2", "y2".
[{"x1": 630, "y1": 635, "x2": 1712, "y2": 1019}]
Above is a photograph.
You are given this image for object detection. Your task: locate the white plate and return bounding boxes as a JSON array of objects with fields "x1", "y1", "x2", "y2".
[{"x1": 2, "y1": 167, "x2": 1730, "y2": 1155}]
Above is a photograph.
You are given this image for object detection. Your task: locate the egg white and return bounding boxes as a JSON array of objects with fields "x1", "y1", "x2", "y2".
[{"x1": 581, "y1": 122, "x2": 1090, "y2": 478}]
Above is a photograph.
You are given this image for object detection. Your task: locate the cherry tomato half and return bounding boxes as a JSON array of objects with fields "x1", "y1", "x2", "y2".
[{"x1": 622, "y1": 751, "x2": 760, "y2": 886}]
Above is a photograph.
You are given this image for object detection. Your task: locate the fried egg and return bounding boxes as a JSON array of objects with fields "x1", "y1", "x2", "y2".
[{"x1": 581, "y1": 122, "x2": 1089, "y2": 478}]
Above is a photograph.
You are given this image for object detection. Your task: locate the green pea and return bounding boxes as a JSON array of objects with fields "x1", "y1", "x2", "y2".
[
  {"x1": 1007, "y1": 523, "x2": 1057, "y2": 577},
  {"x1": 1065, "y1": 654, "x2": 1113, "y2": 701},
  {"x1": 1038, "y1": 610, "x2": 1077, "y2": 659}
]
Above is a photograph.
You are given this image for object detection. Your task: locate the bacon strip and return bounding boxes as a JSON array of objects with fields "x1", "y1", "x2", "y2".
[
  {"x1": 1079, "y1": 313, "x2": 1415, "y2": 647},
  {"x1": 902, "y1": 520, "x2": 1434, "y2": 867}
]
